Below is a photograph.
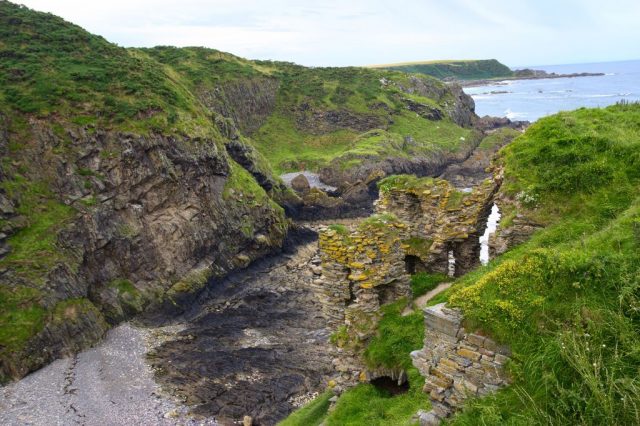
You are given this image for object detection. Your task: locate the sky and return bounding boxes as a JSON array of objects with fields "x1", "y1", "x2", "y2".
[{"x1": 16, "y1": 0, "x2": 640, "y2": 67}]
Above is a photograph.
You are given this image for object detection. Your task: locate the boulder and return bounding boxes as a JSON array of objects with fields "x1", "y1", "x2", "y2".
[
  {"x1": 291, "y1": 173, "x2": 311, "y2": 193},
  {"x1": 342, "y1": 182, "x2": 370, "y2": 204}
]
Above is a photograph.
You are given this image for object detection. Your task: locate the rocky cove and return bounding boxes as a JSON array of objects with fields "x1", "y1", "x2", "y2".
[
  {"x1": 0, "y1": 5, "x2": 537, "y2": 424},
  {"x1": 1, "y1": 135, "x2": 523, "y2": 425}
]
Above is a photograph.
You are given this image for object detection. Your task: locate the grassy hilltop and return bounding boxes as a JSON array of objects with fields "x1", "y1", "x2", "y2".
[
  {"x1": 446, "y1": 103, "x2": 640, "y2": 425},
  {"x1": 369, "y1": 59, "x2": 514, "y2": 80}
]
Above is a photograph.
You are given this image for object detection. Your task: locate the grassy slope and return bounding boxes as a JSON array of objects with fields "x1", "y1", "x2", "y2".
[
  {"x1": 445, "y1": 104, "x2": 640, "y2": 424},
  {"x1": 370, "y1": 59, "x2": 514, "y2": 80},
  {"x1": 144, "y1": 48, "x2": 474, "y2": 174},
  {"x1": 0, "y1": 3, "x2": 217, "y2": 137},
  {"x1": 250, "y1": 64, "x2": 471, "y2": 173}
]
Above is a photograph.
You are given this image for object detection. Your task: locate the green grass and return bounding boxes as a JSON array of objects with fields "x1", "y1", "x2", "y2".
[
  {"x1": 443, "y1": 104, "x2": 640, "y2": 425},
  {"x1": 364, "y1": 298, "x2": 424, "y2": 370},
  {"x1": 277, "y1": 391, "x2": 333, "y2": 426},
  {"x1": 223, "y1": 159, "x2": 269, "y2": 203},
  {"x1": 388, "y1": 112, "x2": 475, "y2": 153},
  {"x1": 252, "y1": 113, "x2": 358, "y2": 172},
  {"x1": 0, "y1": 286, "x2": 45, "y2": 355},
  {"x1": 378, "y1": 174, "x2": 435, "y2": 193},
  {"x1": 109, "y1": 279, "x2": 138, "y2": 296},
  {"x1": 285, "y1": 370, "x2": 430, "y2": 426},
  {"x1": 446, "y1": 189, "x2": 466, "y2": 209},
  {"x1": 324, "y1": 368, "x2": 430, "y2": 426},
  {"x1": 0, "y1": 2, "x2": 218, "y2": 137},
  {"x1": 410, "y1": 272, "x2": 451, "y2": 298},
  {"x1": 328, "y1": 224, "x2": 349, "y2": 235},
  {"x1": 0, "y1": 178, "x2": 76, "y2": 280},
  {"x1": 477, "y1": 127, "x2": 522, "y2": 151}
]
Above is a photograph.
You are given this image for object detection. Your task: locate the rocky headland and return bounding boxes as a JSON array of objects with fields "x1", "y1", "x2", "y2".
[{"x1": 458, "y1": 68, "x2": 605, "y2": 88}]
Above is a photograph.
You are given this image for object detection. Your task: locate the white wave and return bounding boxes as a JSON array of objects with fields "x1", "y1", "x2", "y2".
[
  {"x1": 580, "y1": 94, "x2": 618, "y2": 98},
  {"x1": 504, "y1": 108, "x2": 526, "y2": 120},
  {"x1": 605, "y1": 73, "x2": 616, "y2": 76}
]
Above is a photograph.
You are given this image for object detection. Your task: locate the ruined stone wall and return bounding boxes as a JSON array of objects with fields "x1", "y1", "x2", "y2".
[
  {"x1": 411, "y1": 303, "x2": 510, "y2": 425},
  {"x1": 489, "y1": 191, "x2": 542, "y2": 258},
  {"x1": 376, "y1": 177, "x2": 499, "y2": 275},
  {"x1": 314, "y1": 219, "x2": 411, "y2": 332}
]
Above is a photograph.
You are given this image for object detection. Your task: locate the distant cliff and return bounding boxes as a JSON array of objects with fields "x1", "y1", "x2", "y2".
[{"x1": 369, "y1": 59, "x2": 514, "y2": 80}]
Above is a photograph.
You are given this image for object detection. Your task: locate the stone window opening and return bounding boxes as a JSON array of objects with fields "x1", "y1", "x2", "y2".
[
  {"x1": 376, "y1": 281, "x2": 399, "y2": 305},
  {"x1": 404, "y1": 255, "x2": 420, "y2": 274},
  {"x1": 447, "y1": 250, "x2": 456, "y2": 277}
]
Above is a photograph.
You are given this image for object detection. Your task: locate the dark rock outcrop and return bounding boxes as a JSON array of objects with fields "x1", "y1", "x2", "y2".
[
  {"x1": 146, "y1": 238, "x2": 336, "y2": 426},
  {"x1": 199, "y1": 77, "x2": 279, "y2": 136},
  {"x1": 294, "y1": 104, "x2": 389, "y2": 134},
  {"x1": 318, "y1": 131, "x2": 484, "y2": 189},
  {"x1": 0, "y1": 118, "x2": 289, "y2": 381}
]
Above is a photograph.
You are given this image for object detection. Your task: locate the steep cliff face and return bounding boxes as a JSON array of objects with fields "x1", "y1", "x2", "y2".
[
  {"x1": 0, "y1": 116, "x2": 288, "y2": 381},
  {"x1": 198, "y1": 77, "x2": 280, "y2": 136},
  {"x1": 0, "y1": 3, "x2": 294, "y2": 381}
]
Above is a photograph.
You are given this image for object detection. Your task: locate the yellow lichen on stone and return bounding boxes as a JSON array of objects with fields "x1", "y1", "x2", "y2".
[{"x1": 348, "y1": 273, "x2": 368, "y2": 281}]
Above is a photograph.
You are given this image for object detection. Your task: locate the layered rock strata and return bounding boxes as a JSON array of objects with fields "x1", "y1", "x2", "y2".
[{"x1": 0, "y1": 120, "x2": 289, "y2": 381}]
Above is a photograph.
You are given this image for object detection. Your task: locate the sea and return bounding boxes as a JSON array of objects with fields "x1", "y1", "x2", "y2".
[{"x1": 464, "y1": 59, "x2": 640, "y2": 122}]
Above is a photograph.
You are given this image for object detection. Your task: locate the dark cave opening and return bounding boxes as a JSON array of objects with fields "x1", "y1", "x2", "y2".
[{"x1": 370, "y1": 376, "x2": 409, "y2": 396}]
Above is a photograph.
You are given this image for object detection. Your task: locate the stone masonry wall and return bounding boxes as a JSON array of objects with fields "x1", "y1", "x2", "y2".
[
  {"x1": 314, "y1": 219, "x2": 411, "y2": 332},
  {"x1": 376, "y1": 177, "x2": 499, "y2": 275},
  {"x1": 411, "y1": 303, "x2": 510, "y2": 425},
  {"x1": 314, "y1": 218, "x2": 412, "y2": 392}
]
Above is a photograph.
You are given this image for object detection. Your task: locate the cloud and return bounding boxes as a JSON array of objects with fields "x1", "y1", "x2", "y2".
[{"x1": 16, "y1": 0, "x2": 640, "y2": 66}]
